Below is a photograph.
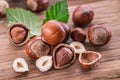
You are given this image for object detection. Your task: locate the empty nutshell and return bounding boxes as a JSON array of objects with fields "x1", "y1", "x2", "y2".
[{"x1": 79, "y1": 51, "x2": 102, "y2": 70}]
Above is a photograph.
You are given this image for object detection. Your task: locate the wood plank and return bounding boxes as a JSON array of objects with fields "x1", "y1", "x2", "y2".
[{"x1": 0, "y1": 0, "x2": 120, "y2": 80}]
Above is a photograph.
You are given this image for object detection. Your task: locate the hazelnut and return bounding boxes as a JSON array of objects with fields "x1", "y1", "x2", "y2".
[
  {"x1": 72, "y1": 4, "x2": 94, "y2": 27},
  {"x1": 59, "y1": 22, "x2": 71, "y2": 42},
  {"x1": 71, "y1": 28, "x2": 86, "y2": 43},
  {"x1": 42, "y1": 20, "x2": 67, "y2": 45},
  {"x1": 79, "y1": 51, "x2": 102, "y2": 70},
  {"x1": 36, "y1": 56, "x2": 52, "y2": 72},
  {"x1": 12, "y1": 58, "x2": 29, "y2": 73},
  {"x1": 26, "y1": 0, "x2": 49, "y2": 12},
  {"x1": 53, "y1": 43, "x2": 76, "y2": 69},
  {"x1": 0, "y1": 0, "x2": 9, "y2": 18},
  {"x1": 69, "y1": 41, "x2": 86, "y2": 55},
  {"x1": 26, "y1": 36, "x2": 51, "y2": 59},
  {"x1": 88, "y1": 24, "x2": 112, "y2": 46},
  {"x1": 8, "y1": 23, "x2": 30, "y2": 46}
]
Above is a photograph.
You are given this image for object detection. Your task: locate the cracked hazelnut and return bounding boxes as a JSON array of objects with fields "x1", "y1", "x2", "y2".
[
  {"x1": 71, "y1": 28, "x2": 86, "y2": 43},
  {"x1": 12, "y1": 58, "x2": 29, "y2": 73},
  {"x1": 53, "y1": 43, "x2": 76, "y2": 69},
  {"x1": 26, "y1": 0, "x2": 49, "y2": 12},
  {"x1": 79, "y1": 51, "x2": 102, "y2": 70},
  {"x1": 26, "y1": 36, "x2": 51, "y2": 59},
  {"x1": 88, "y1": 24, "x2": 112, "y2": 46},
  {"x1": 69, "y1": 41, "x2": 86, "y2": 55},
  {"x1": 0, "y1": 0, "x2": 9, "y2": 18},
  {"x1": 8, "y1": 23, "x2": 30, "y2": 46},
  {"x1": 72, "y1": 4, "x2": 94, "y2": 27},
  {"x1": 42, "y1": 20, "x2": 67, "y2": 45},
  {"x1": 36, "y1": 56, "x2": 52, "y2": 72}
]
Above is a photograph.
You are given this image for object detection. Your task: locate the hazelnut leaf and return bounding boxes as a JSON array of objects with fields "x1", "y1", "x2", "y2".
[
  {"x1": 43, "y1": 0, "x2": 69, "y2": 24},
  {"x1": 6, "y1": 8, "x2": 42, "y2": 37}
]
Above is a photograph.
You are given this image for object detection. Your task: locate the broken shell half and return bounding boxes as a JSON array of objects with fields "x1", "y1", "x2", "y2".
[
  {"x1": 36, "y1": 56, "x2": 52, "y2": 72},
  {"x1": 69, "y1": 41, "x2": 86, "y2": 55},
  {"x1": 12, "y1": 58, "x2": 29, "y2": 73},
  {"x1": 79, "y1": 51, "x2": 102, "y2": 70}
]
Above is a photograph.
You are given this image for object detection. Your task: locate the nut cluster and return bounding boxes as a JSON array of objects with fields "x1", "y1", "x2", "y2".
[{"x1": 10, "y1": 3, "x2": 112, "y2": 73}]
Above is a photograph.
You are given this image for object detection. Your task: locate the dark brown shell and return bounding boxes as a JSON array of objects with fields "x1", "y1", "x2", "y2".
[
  {"x1": 27, "y1": 0, "x2": 49, "y2": 12},
  {"x1": 71, "y1": 28, "x2": 86, "y2": 43},
  {"x1": 72, "y1": 4, "x2": 94, "y2": 27},
  {"x1": 8, "y1": 23, "x2": 30, "y2": 47},
  {"x1": 59, "y1": 22, "x2": 71, "y2": 42},
  {"x1": 53, "y1": 43, "x2": 76, "y2": 69}
]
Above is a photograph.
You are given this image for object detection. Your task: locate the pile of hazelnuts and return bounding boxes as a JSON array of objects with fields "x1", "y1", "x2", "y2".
[{"x1": 6, "y1": 1, "x2": 112, "y2": 73}]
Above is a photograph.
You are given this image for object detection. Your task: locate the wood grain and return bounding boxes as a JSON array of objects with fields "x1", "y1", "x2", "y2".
[{"x1": 0, "y1": 0, "x2": 120, "y2": 80}]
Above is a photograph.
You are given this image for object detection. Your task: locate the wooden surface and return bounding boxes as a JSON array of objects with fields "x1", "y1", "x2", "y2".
[{"x1": 0, "y1": 0, "x2": 120, "y2": 80}]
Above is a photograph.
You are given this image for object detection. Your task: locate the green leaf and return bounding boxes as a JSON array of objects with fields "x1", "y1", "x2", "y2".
[
  {"x1": 6, "y1": 8, "x2": 42, "y2": 37},
  {"x1": 43, "y1": 0, "x2": 69, "y2": 24}
]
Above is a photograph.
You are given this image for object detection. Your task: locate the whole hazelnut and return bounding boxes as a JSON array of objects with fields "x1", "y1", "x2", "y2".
[
  {"x1": 59, "y1": 22, "x2": 71, "y2": 42},
  {"x1": 26, "y1": 0, "x2": 49, "y2": 12},
  {"x1": 53, "y1": 43, "x2": 76, "y2": 69},
  {"x1": 88, "y1": 24, "x2": 112, "y2": 46},
  {"x1": 8, "y1": 23, "x2": 30, "y2": 46},
  {"x1": 71, "y1": 28, "x2": 86, "y2": 43},
  {"x1": 26, "y1": 36, "x2": 51, "y2": 59},
  {"x1": 42, "y1": 20, "x2": 67, "y2": 45},
  {"x1": 0, "y1": 0, "x2": 9, "y2": 18},
  {"x1": 72, "y1": 4, "x2": 94, "y2": 27}
]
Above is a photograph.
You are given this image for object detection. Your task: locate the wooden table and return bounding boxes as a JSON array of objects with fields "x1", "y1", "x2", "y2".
[{"x1": 0, "y1": 0, "x2": 120, "y2": 80}]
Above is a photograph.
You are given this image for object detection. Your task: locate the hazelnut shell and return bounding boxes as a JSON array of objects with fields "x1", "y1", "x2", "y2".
[
  {"x1": 42, "y1": 20, "x2": 66, "y2": 45},
  {"x1": 71, "y1": 28, "x2": 86, "y2": 43},
  {"x1": 26, "y1": 36, "x2": 51, "y2": 59},
  {"x1": 88, "y1": 24, "x2": 112, "y2": 46},
  {"x1": 7, "y1": 23, "x2": 30, "y2": 47},
  {"x1": 79, "y1": 51, "x2": 102, "y2": 70},
  {"x1": 72, "y1": 4, "x2": 94, "y2": 27},
  {"x1": 53, "y1": 43, "x2": 76, "y2": 69}
]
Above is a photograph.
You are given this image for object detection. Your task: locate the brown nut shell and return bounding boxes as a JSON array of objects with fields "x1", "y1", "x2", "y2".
[
  {"x1": 72, "y1": 4, "x2": 94, "y2": 27},
  {"x1": 71, "y1": 28, "x2": 86, "y2": 43},
  {"x1": 26, "y1": 36, "x2": 51, "y2": 59},
  {"x1": 88, "y1": 24, "x2": 112, "y2": 46},
  {"x1": 59, "y1": 22, "x2": 71, "y2": 42},
  {"x1": 8, "y1": 23, "x2": 30, "y2": 47},
  {"x1": 42, "y1": 20, "x2": 66, "y2": 45},
  {"x1": 79, "y1": 51, "x2": 102, "y2": 70},
  {"x1": 53, "y1": 43, "x2": 76, "y2": 69},
  {"x1": 26, "y1": 0, "x2": 49, "y2": 12}
]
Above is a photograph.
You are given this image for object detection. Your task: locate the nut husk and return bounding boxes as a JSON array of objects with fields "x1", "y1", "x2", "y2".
[
  {"x1": 8, "y1": 23, "x2": 30, "y2": 47},
  {"x1": 79, "y1": 51, "x2": 102, "y2": 70},
  {"x1": 26, "y1": 36, "x2": 51, "y2": 59},
  {"x1": 53, "y1": 43, "x2": 76, "y2": 69}
]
